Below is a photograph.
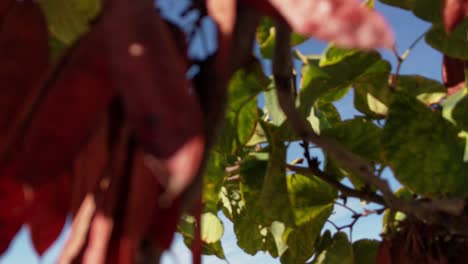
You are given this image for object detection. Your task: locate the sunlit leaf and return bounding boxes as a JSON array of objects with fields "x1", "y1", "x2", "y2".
[
  {"x1": 201, "y1": 213, "x2": 224, "y2": 244},
  {"x1": 39, "y1": 0, "x2": 101, "y2": 44},
  {"x1": 299, "y1": 51, "x2": 390, "y2": 116},
  {"x1": 287, "y1": 174, "x2": 336, "y2": 225}
]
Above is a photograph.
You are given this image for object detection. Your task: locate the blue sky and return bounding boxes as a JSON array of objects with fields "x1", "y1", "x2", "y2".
[{"x1": 0, "y1": 1, "x2": 442, "y2": 264}]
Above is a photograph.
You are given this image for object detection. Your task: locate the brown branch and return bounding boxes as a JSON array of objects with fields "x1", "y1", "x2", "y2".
[{"x1": 273, "y1": 21, "x2": 468, "y2": 236}]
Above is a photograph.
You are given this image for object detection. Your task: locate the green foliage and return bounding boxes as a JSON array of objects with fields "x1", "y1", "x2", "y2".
[
  {"x1": 426, "y1": 20, "x2": 468, "y2": 60},
  {"x1": 195, "y1": 3, "x2": 468, "y2": 262},
  {"x1": 257, "y1": 17, "x2": 308, "y2": 59},
  {"x1": 382, "y1": 95, "x2": 467, "y2": 196},
  {"x1": 352, "y1": 239, "x2": 379, "y2": 264},
  {"x1": 39, "y1": 0, "x2": 101, "y2": 45}
]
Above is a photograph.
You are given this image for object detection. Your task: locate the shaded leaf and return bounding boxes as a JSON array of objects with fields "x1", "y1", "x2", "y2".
[
  {"x1": 312, "y1": 232, "x2": 354, "y2": 264},
  {"x1": 322, "y1": 117, "x2": 383, "y2": 162},
  {"x1": 426, "y1": 20, "x2": 468, "y2": 60},
  {"x1": 353, "y1": 239, "x2": 379, "y2": 264},
  {"x1": 282, "y1": 205, "x2": 333, "y2": 264},
  {"x1": 382, "y1": 95, "x2": 467, "y2": 196},
  {"x1": 259, "y1": 124, "x2": 295, "y2": 225}
]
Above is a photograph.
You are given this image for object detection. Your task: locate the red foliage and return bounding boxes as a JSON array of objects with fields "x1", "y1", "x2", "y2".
[
  {"x1": 245, "y1": 0, "x2": 394, "y2": 49},
  {"x1": 443, "y1": 0, "x2": 468, "y2": 33},
  {"x1": 442, "y1": 55, "x2": 467, "y2": 95}
]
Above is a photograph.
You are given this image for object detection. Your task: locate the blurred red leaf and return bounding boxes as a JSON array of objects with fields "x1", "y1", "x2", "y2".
[
  {"x1": 104, "y1": 0, "x2": 205, "y2": 200},
  {"x1": 0, "y1": 0, "x2": 48, "y2": 146},
  {"x1": 442, "y1": 55, "x2": 467, "y2": 95},
  {"x1": 443, "y1": 0, "x2": 468, "y2": 33},
  {"x1": 245, "y1": 0, "x2": 394, "y2": 49},
  {"x1": 27, "y1": 173, "x2": 70, "y2": 255},
  {"x1": 0, "y1": 177, "x2": 27, "y2": 254},
  {"x1": 3, "y1": 28, "x2": 114, "y2": 186}
]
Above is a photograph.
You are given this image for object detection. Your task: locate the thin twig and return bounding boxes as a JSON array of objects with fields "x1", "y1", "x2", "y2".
[
  {"x1": 335, "y1": 202, "x2": 358, "y2": 215},
  {"x1": 390, "y1": 30, "x2": 427, "y2": 89}
]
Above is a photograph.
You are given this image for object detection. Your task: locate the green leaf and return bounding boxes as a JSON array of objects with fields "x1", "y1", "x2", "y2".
[
  {"x1": 319, "y1": 46, "x2": 358, "y2": 67},
  {"x1": 270, "y1": 221, "x2": 288, "y2": 257},
  {"x1": 322, "y1": 118, "x2": 383, "y2": 162},
  {"x1": 308, "y1": 103, "x2": 342, "y2": 135},
  {"x1": 39, "y1": 0, "x2": 101, "y2": 44},
  {"x1": 412, "y1": 0, "x2": 442, "y2": 22},
  {"x1": 382, "y1": 95, "x2": 467, "y2": 196},
  {"x1": 287, "y1": 174, "x2": 337, "y2": 225},
  {"x1": 259, "y1": 124, "x2": 295, "y2": 225},
  {"x1": 354, "y1": 74, "x2": 446, "y2": 117},
  {"x1": 315, "y1": 230, "x2": 334, "y2": 257},
  {"x1": 379, "y1": 0, "x2": 441, "y2": 22},
  {"x1": 201, "y1": 213, "x2": 224, "y2": 244},
  {"x1": 312, "y1": 232, "x2": 354, "y2": 264},
  {"x1": 178, "y1": 215, "x2": 226, "y2": 259},
  {"x1": 442, "y1": 87, "x2": 468, "y2": 130},
  {"x1": 257, "y1": 17, "x2": 307, "y2": 59},
  {"x1": 426, "y1": 20, "x2": 468, "y2": 60},
  {"x1": 299, "y1": 52, "x2": 390, "y2": 116},
  {"x1": 265, "y1": 82, "x2": 287, "y2": 126},
  {"x1": 221, "y1": 60, "x2": 267, "y2": 154},
  {"x1": 379, "y1": 0, "x2": 414, "y2": 10},
  {"x1": 203, "y1": 151, "x2": 228, "y2": 213},
  {"x1": 239, "y1": 153, "x2": 269, "y2": 224},
  {"x1": 282, "y1": 206, "x2": 333, "y2": 264},
  {"x1": 353, "y1": 239, "x2": 379, "y2": 264},
  {"x1": 321, "y1": 117, "x2": 382, "y2": 189}
]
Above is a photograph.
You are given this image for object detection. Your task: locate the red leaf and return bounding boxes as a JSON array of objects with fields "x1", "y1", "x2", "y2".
[
  {"x1": 0, "y1": 0, "x2": 49, "y2": 146},
  {"x1": 71, "y1": 116, "x2": 110, "y2": 213},
  {"x1": 443, "y1": 0, "x2": 468, "y2": 33},
  {"x1": 0, "y1": 177, "x2": 27, "y2": 254},
  {"x1": 246, "y1": 0, "x2": 394, "y2": 49},
  {"x1": 4, "y1": 28, "x2": 115, "y2": 185},
  {"x1": 27, "y1": 173, "x2": 70, "y2": 255},
  {"x1": 104, "y1": 0, "x2": 205, "y2": 199},
  {"x1": 442, "y1": 55, "x2": 467, "y2": 95},
  {"x1": 0, "y1": 0, "x2": 14, "y2": 23},
  {"x1": 375, "y1": 240, "x2": 392, "y2": 264}
]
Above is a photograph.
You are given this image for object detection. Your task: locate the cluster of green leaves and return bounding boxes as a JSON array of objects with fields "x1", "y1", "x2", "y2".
[{"x1": 187, "y1": 1, "x2": 468, "y2": 262}]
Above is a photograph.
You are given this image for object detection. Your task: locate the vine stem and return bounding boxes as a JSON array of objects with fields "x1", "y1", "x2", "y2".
[{"x1": 390, "y1": 30, "x2": 427, "y2": 89}]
